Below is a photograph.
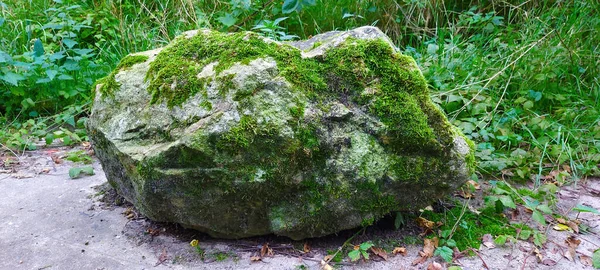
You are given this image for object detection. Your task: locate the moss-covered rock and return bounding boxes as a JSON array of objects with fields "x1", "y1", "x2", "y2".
[{"x1": 87, "y1": 26, "x2": 475, "y2": 240}]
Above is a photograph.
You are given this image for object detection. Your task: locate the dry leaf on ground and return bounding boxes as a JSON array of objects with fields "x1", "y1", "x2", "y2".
[
  {"x1": 427, "y1": 262, "x2": 443, "y2": 270},
  {"x1": 482, "y1": 234, "x2": 496, "y2": 249},
  {"x1": 564, "y1": 236, "x2": 581, "y2": 261},
  {"x1": 260, "y1": 243, "x2": 274, "y2": 257},
  {"x1": 303, "y1": 242, "x2": 311, "y2": 253},
  {"x1": 392, "y1": 247, "x2": 407, "y2": 256},
  {"x1": 412, "y1": 238, "x2": 438, "y2": 265},
  {"x1": 370, "y1": 247, "x2": 388, "y2": 261},
  {"x1": 250, "y1": 256, "x2": 262, "y2": 262},
  {"x1": 155, "y1": 248, "x2": 168, "y2": 266},
  {"x1": 320, "y1": 260, "x2": 333, "y2": 270}
]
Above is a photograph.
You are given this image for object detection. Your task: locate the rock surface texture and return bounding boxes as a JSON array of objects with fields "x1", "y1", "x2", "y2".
[{"x1": 87, "y1": 26, "x2": 475, "y2": 240}]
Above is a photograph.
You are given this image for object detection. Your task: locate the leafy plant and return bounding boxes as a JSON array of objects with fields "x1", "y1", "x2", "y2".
[
  {"x1": 347, "y1": 242, "x2": 373, "y2": 262},
  {"x1": 68, "y1": 166, "x2": 94, "y2": 179}
]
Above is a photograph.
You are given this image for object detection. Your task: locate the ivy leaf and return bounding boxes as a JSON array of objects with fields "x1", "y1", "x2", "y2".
[
  {"x1": 282, "y1": 0, "x2": 300, "y2": 14},
  {"x1": 394, "y1": 212, "x2": 405, "y2": 229},
  {"x1": 434, "y1": 246, "x2": 453, "y2": 263}
]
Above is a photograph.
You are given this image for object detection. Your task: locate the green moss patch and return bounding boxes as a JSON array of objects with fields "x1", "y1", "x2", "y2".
[
  {"x1": 144, "y1": 30, "x2": 457, "y2": 154},
  {"x1": 421, "y1": 206, "x2": 527, "y2": 251},
  {"x1": 95, "y1": 54, "x2": 149, "y2": 97}
]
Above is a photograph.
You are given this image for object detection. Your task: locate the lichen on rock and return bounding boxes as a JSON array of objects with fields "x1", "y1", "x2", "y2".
[{"x1": 87, "y1": 26, "x2": 475, "y2": 240}]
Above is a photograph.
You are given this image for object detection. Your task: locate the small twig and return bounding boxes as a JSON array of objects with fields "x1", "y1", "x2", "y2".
[
  {"x1": 468, "y1": 248, "x2": 489, "y2": 270},
  {"x1": 520, "y1": 251, "x2": 531, "y2": 270},
  {"x1": 323, "y1": 227, "x2": 366, "y2": 266}
]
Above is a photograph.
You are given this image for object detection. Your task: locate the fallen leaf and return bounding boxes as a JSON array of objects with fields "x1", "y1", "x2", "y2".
[
  {"x1": 155, "y1": 248, "x2": 168, "y2": 266},
  {"x1": 412, "y1": 238, "x2": 438, "y2": 265},
  {"x1": 556, "y1": 218, "x2": 567, "y2": 224},
  {"x1": 51, "y1": 155, "x2": 63, "y2": 164},
  {"x1": 416, "y1": 217, "x2": 436, "y2": 230},
  {"x1": 370, "y1": 247, "x2": 388, "y2": 261},
  {"x1": 250, "y1": 256, "x2": 262, "y2": 262},
  {"x1": 466, "y1": 180, "x2": 481, "y2": 190},
  {"x1": 323, "y1": 255, "x2": 333, "y2": 262},
  {"x1": 553, "y1": 223, "x2": 571, "y2": 231},
  {"x1": 320, "y1": 260, "x2": 333, "y2": 270},
  {"x1": 427, "y1": 262, "x2": 443, "y2": 270},
  {"x1": 457, "y1": 188, "x2": 473, "y2": 199},
  {"x1": 303, "y1": 242, "x2": 311, "y2": 253},
  {"x1": 146, "y1": 228, "x2": 160, "y2": 236},
  {"x1": 580, "y1": 254, "x2": 593, "y2": 266},
  {"x1": 564, "y1": 236, "x2": 581, "y2": 261},
  {"x1": 567, "y1": 220, "x2": 579, "y2": 233},
  {"x1": 482, "y1": 234, "x2": 496, "y2": 249},
  {"x1": 41, "y1": 168, "x2": 51, "y2": 174},
  {"x1": 533, "y1": 247, "x2": 543, "y2": 262},
  {"x1": 510, "y1": 208, "x2": 520, "y2": 220},
  {"x1": 541, "y1": 258, "x2": 557, "y2": 266},
  {"x1": 392, "y1": 247, "x2": 407, "y2": 256},
  {"x1": 260, "y1": 243, "x2": 273, "y2": 257},
  {"x1": 190, "y1": 239, "x2": 199, "y2": 247}
]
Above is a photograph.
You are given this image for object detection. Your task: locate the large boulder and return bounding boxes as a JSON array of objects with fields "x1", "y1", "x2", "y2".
[{"x1": 87, "y1": 26, "x2": 475, "y2": 240}]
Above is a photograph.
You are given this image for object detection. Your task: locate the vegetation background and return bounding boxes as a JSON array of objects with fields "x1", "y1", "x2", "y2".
[
  {"x1": 0, "y1": 0, "x2": 598, "y2": 199},
  {"x1": 1, "y1": 0, "x2": 600, "y2": 264}
]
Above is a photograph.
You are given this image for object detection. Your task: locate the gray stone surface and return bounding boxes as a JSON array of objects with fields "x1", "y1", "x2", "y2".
[{"x1": 87, "y1": 26, "x2": 474, "y2": 240}]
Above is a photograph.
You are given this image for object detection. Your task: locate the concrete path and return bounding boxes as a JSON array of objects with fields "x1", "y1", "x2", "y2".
[{"x1": 0, "y1": 148, "x2": 598, "y2": 270}]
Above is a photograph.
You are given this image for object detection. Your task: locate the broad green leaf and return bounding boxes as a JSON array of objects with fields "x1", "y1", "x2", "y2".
[
  {"x1": 33, "y1": 39, "x2": 44, "y2": 57},
  {"x1": 448, "y1": 267, "x2": 463, "y2": 270},
  {"x1": 217, "y1": 13, "x2": 236, "y2": 27},
  {"x1": 434, "y1": 246, "x2": 453, "y2": 262},
  {"x1": 593, "y1": 249, "x2": 600, "y2": 268},
  {"x1": 533, "y1": 231, "x2": 547, "y2": 246},
  {"x1": 69, "y1": 166, "x2": 94, "y2": 179},
  {"x1": 498, "y1": 195, "x2": 516, "y2": 209},
  {"x1": 46, "y1": 69, "x2": 58, "y2": 81},
  {"x1": 494, "y1": 235, "x2": 508, "y2": 246},
  {"x1": 282, "y1": 0, "x2": 300, "y2": 14},
  {"x1": 394, "y1": 212, "x2": 404, "y2": 229},
  {"x1": 573, "y1": 204, "x2": 600, "y2": 214},
  {"x1": 359, "y1": 242, "x2": 374, "y2": 251},
  {"x1": 1, "y1": 72, "x2": 25, "y2": 86},
  {"x1": 537, "y1": 204, "x2": 553, "y2": 214},
  {"x1": 446, "y1": 239, "x2": 457, "y2": 248},
  {"x1": 45, "y1": 133, "x2": 54, "y2": 145},
  {"x1": 519, "y1": 230, "x2": 532, "y2": 240},
  {"x1": 360, "y1": 250, "x2": 369, "y2": 260},
  {"x1": 69, "y1": 167, "x2": 82, "y2": 178},
  {"x1": 532, "y1": 210, "x2": 546, "y2": 225},
  {"x1": 62, "y1": 38, "x2": 77, "y2": 49},
  {"x1": 348, "y1": 250, "x2": 360, "y2": 261}
]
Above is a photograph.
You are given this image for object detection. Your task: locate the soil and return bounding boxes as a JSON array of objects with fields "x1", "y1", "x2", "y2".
[{"x1": 0, "y1": 145, "x2": 598, "y2": 270}]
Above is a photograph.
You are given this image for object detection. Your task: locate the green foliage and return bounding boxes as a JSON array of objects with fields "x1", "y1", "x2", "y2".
[
  {"x1": 0, "y1": 1, "x2": 109, "y2": 116},
  {"x1": 68, "y1": 166, "x2": 94, "y2": 179},
  {"x1": 347, "y1": 241, "x2": 373, "y2": 262},
  {"x1": 434, "y1": 246, "x2": 453, "y2": 262},
  {"x1": 66, "y1": 150, "x2": 92, "y2": 164}
]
